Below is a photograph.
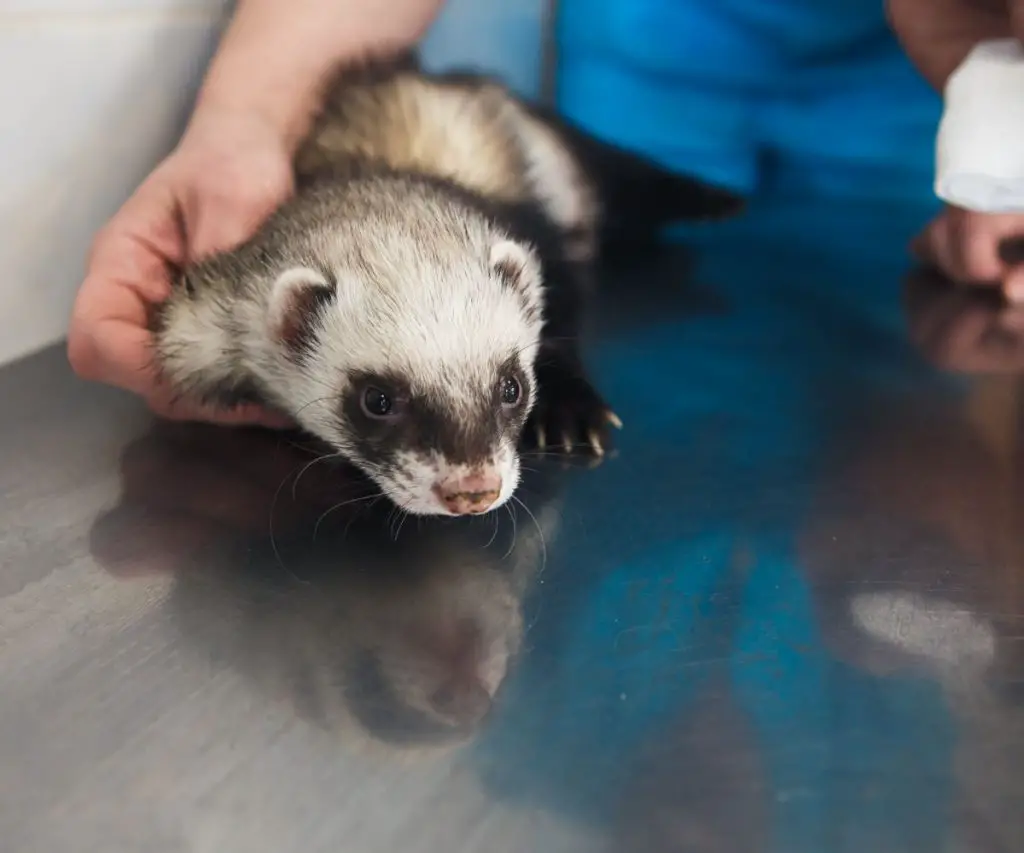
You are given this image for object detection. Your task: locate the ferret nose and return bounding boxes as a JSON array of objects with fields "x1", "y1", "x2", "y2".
[{"x1": 434, "y1": 471, "x2": 502, "y2": 515}]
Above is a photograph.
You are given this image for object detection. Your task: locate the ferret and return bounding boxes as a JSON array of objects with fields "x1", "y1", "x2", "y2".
[{"x1": 153, "y1": 50, "x2": 742, "y2": 517}]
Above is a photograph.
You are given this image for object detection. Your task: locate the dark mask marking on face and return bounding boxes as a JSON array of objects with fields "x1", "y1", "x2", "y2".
[{"x1": 338, "y1": 362, "x2": 532, "y2": 478}]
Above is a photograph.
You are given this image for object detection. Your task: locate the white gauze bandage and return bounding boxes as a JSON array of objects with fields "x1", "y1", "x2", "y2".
[{"x1": 936, "y1": 38, "x2": 1024, "y2": 213}]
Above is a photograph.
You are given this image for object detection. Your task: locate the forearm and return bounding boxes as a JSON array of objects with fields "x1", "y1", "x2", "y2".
[
  {"x1": 191, "y1": 0, "x2": 446, "y2": 150},
  {"x1": 887, "y1": 0, "x2": 1015, "y2": 89}
]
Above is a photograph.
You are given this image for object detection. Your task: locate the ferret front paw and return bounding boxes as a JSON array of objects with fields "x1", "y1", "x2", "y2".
[{"x1": 525, "y1": 363, "x2": 620, "y2": 459}]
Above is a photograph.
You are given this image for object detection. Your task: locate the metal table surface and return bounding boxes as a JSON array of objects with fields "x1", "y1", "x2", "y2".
[{"x1": 3, "y1": 195, "x2": 1024, "y2": 853}]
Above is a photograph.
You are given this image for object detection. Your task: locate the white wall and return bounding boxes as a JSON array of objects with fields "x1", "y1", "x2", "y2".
[{"x1": 0, "y1": 0, "x2": 545, "y2": 367}]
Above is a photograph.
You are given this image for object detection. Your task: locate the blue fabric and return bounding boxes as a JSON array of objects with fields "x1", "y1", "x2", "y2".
[{"x1": 555, "y1": 0, "x2": 943, "y2": 201}]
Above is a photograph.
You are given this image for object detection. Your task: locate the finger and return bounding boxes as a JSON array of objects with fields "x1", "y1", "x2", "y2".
[
  {"x1": 1005, "y1": 259, "x2": 1024, "y2": 304},
  {"x1": 88, "y1": 174, "x2": 187, "y2": 286},
  {"x1": 67, "y1": 313, "x2": 159, "y2": 395},
  {"x1": 183, "y1": 183, "x2": 286, "y2": 261},
  {"x1": 916, "y1": 209, "x2": 1024, "y2": 288},
  {"x1": 69, "y1": 231, "x2": 179, "y2": 386},
  {"x1": 85, "y1": 238, "x2": 177, "y2": 307},
  {"x1": 73, "y1": 229, "x2": 171, "y2": 336},
  {"x1": 72, "y1": 282, "x2": 293, "y2": 429},
  {"x1": 69, "y1": 315, "x2": 292, "y2": 430},
  {"x1": 958, "y1": 212, "x2": 1006, "y2": 284},
  {"x1": 959, "y1": 211, "x2": 1024, "y2": 297}
]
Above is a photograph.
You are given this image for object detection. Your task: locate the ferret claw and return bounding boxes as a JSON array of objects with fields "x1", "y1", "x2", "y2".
[{"x1": 529, "y1": 371, "x2": 615, "y2": 461}]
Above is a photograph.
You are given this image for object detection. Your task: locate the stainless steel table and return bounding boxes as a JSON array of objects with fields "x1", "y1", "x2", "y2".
[{"x1": 3, "y1": 195, "x2": 1023, "y2": 852}]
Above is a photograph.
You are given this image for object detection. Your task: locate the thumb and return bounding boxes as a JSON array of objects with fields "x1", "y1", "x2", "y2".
[{"x1": 181, "y1": 189, "x2": 277, "y2": 262}]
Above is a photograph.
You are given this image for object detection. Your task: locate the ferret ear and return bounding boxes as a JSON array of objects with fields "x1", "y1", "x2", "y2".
[
  {"x1": 490, "y1": 240, "x2": 543, "y2": 318},
  {"x1": 267, "y1": 266, "x2": 336, "y2": 351}
]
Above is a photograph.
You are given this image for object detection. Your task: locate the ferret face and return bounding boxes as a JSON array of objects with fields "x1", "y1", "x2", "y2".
[
  {"x1": 335, "y1": 357, "x2": 533, "y2": 516},
  {"x1": 267, "y1": 213, "x2": 546, "y2": 517}
]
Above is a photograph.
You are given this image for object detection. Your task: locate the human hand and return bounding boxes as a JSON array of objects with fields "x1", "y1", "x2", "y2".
[
  {"x1": 912, "y1": 208, "x2": 1024, "y2": 303},
  {"x1": 68, "y1": 108, "x2": 295, "y2": 426},
  {"x1": 67, "y1": 0, "x2": 448, "y2": 427},
  {"x1": 888, "y1": 0, "x2": 1024, "y2": 300}
]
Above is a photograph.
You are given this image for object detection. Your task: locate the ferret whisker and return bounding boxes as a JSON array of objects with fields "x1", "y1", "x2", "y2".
[
  {"x1": 342, "y1": 495, "x2": 383, "y2": 539},
  {"x1": 483, "y1": 510, "x2": 501, "y2": 549},
  {"x1": 502, "y1": 500, "x2": 519, "y2": 560},
  {"x1": 313, "y1": 492, "x2": 380, "y2": 539},
  {"x1": 291, "y1": 450, "x2": 345, "y2": 501},
  {"x1": 510, "y1": 336, "x2": 580, "y2": 361},
  {"x1": 511, "y1": 494, "x2": 546, "y2": 574},
  {"x1": 393, "y1": 508, "x2": 411, "y2": 539},
  {"x1": 292, "y1": 395, "x2": 339, "y2": 419},
  {"x1": 386, "y1": 504, "x2": 403, "y2": 541},
  {"x1": 387, "y1": 505, "x2": 409, "y2": 541},
  {"x1": 268, "y1": 470, "x2": 311, "y2": 586},
  {"x1": 279, "y1": 435, "x2": 319, "y2": 455},
  {"x1": 299, "y1": 372, "x2": 345, "y2": 396}
]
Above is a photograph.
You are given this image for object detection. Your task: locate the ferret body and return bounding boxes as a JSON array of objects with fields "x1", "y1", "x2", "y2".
[{"x1": 154, "y1": 51, "x2": 741, "y2": 517}]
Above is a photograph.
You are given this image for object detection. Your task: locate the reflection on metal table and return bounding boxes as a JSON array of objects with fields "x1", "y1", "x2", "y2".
[{"x1": 2, "y1": 194, "x2": 1023, "y2": 852}]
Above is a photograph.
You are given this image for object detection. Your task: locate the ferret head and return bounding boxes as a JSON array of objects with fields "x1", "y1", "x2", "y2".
[{"x1": 264, "y1": 190, "x2": 545, "y2": 517}]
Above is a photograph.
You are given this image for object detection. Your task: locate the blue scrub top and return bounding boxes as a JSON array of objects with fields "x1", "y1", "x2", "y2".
[{"x1": 555, "y1": 0, "x2": 943, "y2": 202}]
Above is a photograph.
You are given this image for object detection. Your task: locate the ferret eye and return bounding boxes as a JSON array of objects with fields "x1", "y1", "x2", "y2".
[
  {"x1": 361, "y1": 386, "x2": 394, "y2": 418},
  {"x1": 499, "y1": 375, "x2": 522, "y2": 407}
]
